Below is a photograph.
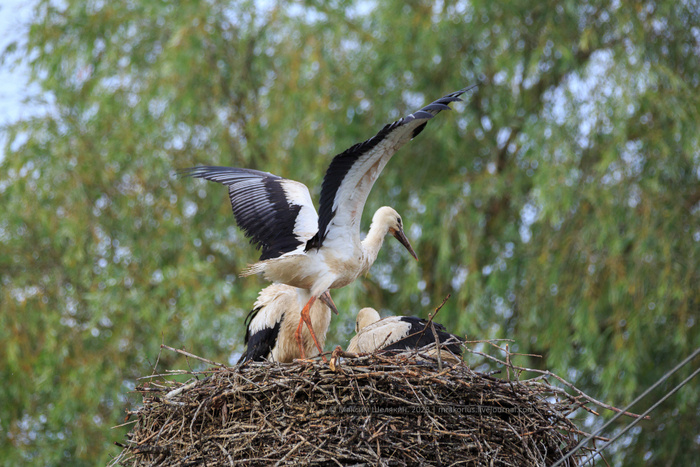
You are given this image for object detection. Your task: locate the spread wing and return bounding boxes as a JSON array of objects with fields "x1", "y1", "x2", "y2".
[
  {"x1": 307, "y1": 85, "x2": 477, "y2": 250},
  {"x1": 182, "y1": 166, "x2": 319, "y2": 261}
]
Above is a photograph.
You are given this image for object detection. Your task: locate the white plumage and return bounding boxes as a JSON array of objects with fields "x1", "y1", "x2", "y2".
[
  {"x1": 347, "y1": 308, "x2": 464, "y2": 363},
  {"x1": 184, "y1": 86, "x2": 476, "y2": 358}
]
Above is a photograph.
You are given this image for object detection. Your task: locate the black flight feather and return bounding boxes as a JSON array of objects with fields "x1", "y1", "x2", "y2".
[
  {"x1": 181, "y1": 166, "x2": 306, "y2": 261},
  {"x1": 238, "y1": 308, "x2": 284, "y2": 363}
]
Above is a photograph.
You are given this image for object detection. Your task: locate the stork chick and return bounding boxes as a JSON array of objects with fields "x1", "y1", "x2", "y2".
[{"x1": 347, "y1": 307, "x2": 464, "y2": 363}]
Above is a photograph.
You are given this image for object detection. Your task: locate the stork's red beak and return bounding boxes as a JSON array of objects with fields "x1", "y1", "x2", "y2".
[
  {"x1": 392, "y1": 228, "x2": 418, "y2": 261},
  {"x1": 319, "y1": 290, "x2": 339, "y2": 315}
]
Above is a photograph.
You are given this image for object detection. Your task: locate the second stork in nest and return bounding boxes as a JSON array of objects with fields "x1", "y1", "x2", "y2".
[
  {"x1": 238, "y1": 284, "x2": 337, "y2": 363},
  {"x1": 348, "y1": 307, "x2": 464, "y2": 363}
]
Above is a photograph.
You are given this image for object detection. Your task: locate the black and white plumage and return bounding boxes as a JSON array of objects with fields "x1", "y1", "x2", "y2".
[
  {"x1": 238, "y1": 284, "x2": 336, "y2": 363},
  {"x1": 347, "y1": 308, "x2": 464, "y2": 362},
  {"x1": 199, "y1": 168, "x2": 318, "y2": 262},
  {"x1": 184, "y1": 86, "x2": 476, "y2": 358}
]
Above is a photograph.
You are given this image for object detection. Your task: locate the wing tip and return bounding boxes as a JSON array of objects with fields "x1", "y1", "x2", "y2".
[
  {"x1": 453, "y1": 83, "x2": 479, "y2": 97},
  {"x1": 417, "y1": 84, "x2": 478, "y2": 116}
]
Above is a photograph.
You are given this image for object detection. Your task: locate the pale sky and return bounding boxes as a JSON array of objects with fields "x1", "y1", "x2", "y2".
[{"x1": 0, "y1": 0, "x2": 41, "y2": 161}]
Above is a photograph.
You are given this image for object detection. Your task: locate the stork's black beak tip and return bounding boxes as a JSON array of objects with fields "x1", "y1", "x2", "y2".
[{"x1": 393, "y1": 228, "x2": 418, "y2": 261}]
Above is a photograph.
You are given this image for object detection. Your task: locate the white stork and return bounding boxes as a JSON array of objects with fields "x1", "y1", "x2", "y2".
[
  {"x1": 184, "y1": 85, "x2": 476, "y2": 358},
  {"x1": 238, "y1": 284, "x2": 337, "y2": 363},
  {"x1": 347, "y1": 307, "x2": 464, "y2": 362}
]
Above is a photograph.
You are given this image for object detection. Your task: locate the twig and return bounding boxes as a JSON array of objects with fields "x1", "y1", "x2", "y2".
[
  {"x1": 413, "y1": 293, "x2": 451, "y2": 345},
  {"x1": 165, "y1": 379, "x2": 199, "y2": 399},
  {"x1": 430, "y1": 321, "x2": 443, "y2": 371},
  {"x1": 552, "y1": 347, "x2": 700, "y2": 467},
  {"x1": 463, "y1": 347, "x2": 646, "y2": 419},
  {"x1": 161, "y1": 344, "x2": 225, "y2": 367}
]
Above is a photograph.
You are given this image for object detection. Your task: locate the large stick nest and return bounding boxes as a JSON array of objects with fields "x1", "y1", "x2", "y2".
[{"x1": 114, "y1": 349, "x2": 598, "y2": 466}]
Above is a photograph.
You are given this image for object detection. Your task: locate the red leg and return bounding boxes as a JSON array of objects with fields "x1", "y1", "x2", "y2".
[{"x1": 294, "y1": 296, "x2": 328, "y2": 362}]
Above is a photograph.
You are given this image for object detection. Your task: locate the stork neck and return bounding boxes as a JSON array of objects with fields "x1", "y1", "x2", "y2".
[{"x1": 360, "y1": 220, "x2": 390, "y2": 272}]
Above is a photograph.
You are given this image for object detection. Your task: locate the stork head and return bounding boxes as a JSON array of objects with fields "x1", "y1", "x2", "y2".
[
  {"x1": 373, "y1": 206, "x2": 418, "y2": 261},
  {"x1": 355, "y1": 307, "x2": 381, "y2": 333}
]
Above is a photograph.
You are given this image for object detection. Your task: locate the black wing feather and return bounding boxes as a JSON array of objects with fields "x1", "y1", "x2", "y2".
[
  {"x1": 238, "y1": 308, "x2": 283, "y2": 363},
  {"x1": 182, "y1": 166, "x2": 306, "y2": 261}
]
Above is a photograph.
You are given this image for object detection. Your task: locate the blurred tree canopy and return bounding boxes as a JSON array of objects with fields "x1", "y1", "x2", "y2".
[{"x1": 1, "y1": 0, "x2": 698, "y2": 464}]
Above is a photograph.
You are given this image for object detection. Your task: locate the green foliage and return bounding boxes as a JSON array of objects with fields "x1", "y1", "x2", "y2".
[{"x1": 1, "y1": 0, "x2": 698, "y2": 464}]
